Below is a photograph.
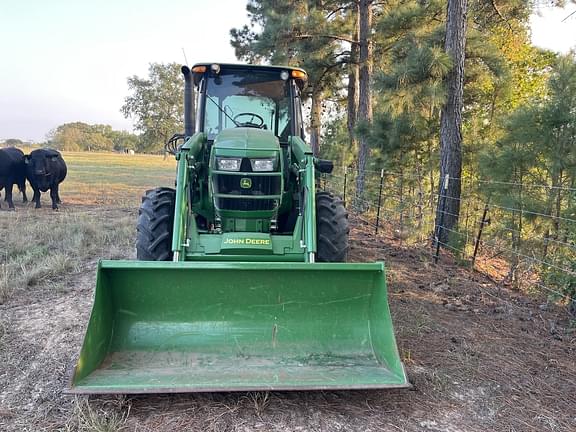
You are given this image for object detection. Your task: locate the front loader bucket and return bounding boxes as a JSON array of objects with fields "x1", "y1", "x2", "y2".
[{"x1": 69, "y1": 261, "x2": 408, "y2": 393}]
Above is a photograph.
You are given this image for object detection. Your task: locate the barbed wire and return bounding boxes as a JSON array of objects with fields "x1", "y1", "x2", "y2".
[
  {"x1": 487, "y1": 203, "x2": 576, "y2": 225},
  {"x1": 424, "y1": 192, "x2": 576, "y2": 225},
  {"x1": 340, "y1": 170, "x2": 576, "y2": 193},
  {"x1": 474, "y1": 238, "x2": 576, "y2": 277},
  {"x1": 483, "y1": 224, "x2": 576, "y2": 253},
  {"x1": 324, "y1": 171, "x2": 576, "y2": 308},
  {"x1": 422, "y1": 228, "x2": 576, "y2": 304}
]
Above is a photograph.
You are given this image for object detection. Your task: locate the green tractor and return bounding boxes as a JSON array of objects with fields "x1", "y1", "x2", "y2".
[{"x1": 69, "y1": 63, "x2": 408, "y2": 393}]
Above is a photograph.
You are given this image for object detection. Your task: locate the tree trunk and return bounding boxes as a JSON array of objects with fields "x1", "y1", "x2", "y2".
[
  {"x1": 435, "y1": 0, "x2": 467, "y2": 244},
  {"x1": 310, "y1": 88, "x2": 322, "y2": 156},
  {"x1": 355, "y1": 0, "x2": 373, "y2": 208},
  {"x1": 347, "y1": 7, "x2": 359, "y2": 161}
]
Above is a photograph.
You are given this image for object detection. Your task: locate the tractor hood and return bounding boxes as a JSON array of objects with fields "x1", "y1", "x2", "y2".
[{"x1": 213, "y1": 128, "x2": 279, "y2": 158}]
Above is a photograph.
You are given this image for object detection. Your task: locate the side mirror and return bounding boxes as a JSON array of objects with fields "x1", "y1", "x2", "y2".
[{"x1": 315, "y1": 159, "x2": 334, "y2": 174}]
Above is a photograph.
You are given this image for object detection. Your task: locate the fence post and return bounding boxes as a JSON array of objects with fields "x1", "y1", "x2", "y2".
[
  {"x1": 472, "y1": 201, "x2": 490, "y2": 267},
  {"x1": 375, "y1": 168, "x2": 384, "y2": 234},
  {"x1": 399, "y1": 171, "x2": 405, "y2": 246},
  {"x1": 434, "y1": 174, "x2": 450, "y2": 264},
  {"x1": 343, "y1": 167, "x2": 348, "y2": 206}
]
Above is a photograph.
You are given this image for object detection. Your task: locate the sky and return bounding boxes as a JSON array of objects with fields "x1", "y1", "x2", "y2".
[
  {"x1": 0, "y1": 0, "x2": 247, "y2": 141},
  {"x1": 530, "y1": 4, "x2": 576, "y2": 53},
  {"x1": 0, "y1": 1, "x2": 575, "y2": 142}
]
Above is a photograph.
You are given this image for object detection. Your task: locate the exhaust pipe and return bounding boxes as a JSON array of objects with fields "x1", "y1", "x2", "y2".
[{"x1": 181, "y1": 66, "x2": 194, "y2": 137}]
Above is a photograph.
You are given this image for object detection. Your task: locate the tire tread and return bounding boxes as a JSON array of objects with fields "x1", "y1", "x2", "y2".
[{"x1": 136, "y1": 187, "x2": 175, "y2": 261}]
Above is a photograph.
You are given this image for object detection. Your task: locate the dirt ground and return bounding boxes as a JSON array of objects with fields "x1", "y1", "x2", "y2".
[{"x1": 1, "y1": 204, "x2": 575, "y2": 432}]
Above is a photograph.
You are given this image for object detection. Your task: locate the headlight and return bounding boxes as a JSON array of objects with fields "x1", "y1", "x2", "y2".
[
  {"x1": 216, "y1": 157, "x2": 242, "y2": 171},
  {"x1": 250, "y1": 158, "x2": 275, "y2": 172}
]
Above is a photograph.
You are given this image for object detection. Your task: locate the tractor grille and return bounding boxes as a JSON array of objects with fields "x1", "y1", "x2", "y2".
[
  {"x1": 214, "y1": 173, "x2": 281, "y2": 212},
  {"x1": 215, "y1": 174, "x2": 280, "y2": 195},
  {"x1": 218, "y1": 198, "x2": 277, "y2": 211}
]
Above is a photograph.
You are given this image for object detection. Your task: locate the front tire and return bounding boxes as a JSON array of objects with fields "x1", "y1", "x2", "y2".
[
  {"x1": 316, "y1": 191, "x2": 349, "y2": 262},
  {"x1": 136, "y1": 187, "x2": 175, "y2": 261}
]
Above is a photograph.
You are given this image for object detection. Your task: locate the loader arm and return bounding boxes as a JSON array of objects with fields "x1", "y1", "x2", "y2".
[
  {"x1": 171, "y1": 132, "x2": 205, "y2": 261},
  {"x1": 290, "y1": 135, "x2": 317, "y2": 262}
]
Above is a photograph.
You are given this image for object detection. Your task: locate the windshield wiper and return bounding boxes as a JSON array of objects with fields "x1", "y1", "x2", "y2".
[{"x1": 206, "y1": 94, "x2": 239, "y2": 127}]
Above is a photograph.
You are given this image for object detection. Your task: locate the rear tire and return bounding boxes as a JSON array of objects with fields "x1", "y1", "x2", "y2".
[
  {"x1": 136, "y1": 187, "x2": 175, "y2": 261},
  {"x1": 316, "y1": 191, "x2": 349, "y2": 262}
]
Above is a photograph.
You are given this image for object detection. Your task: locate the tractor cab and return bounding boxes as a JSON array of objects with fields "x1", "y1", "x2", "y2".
[
  {"x1": 189, "y1": 64, "x2": 309, "y2": 233},
  {"x1": 190, "y1": 63, "x2": 308, "y2": 144}
]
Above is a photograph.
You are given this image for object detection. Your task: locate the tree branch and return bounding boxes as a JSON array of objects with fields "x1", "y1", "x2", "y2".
[
  {"x1": 332, "y1": 50, "x2": 352, "y2": 59},
  {"x1": 326, "y1": 5, "x2": 349, "y2": 20},
  {"x1": 292, "y1": 34, "x2": 359, "y2": 45},
  {"x1": 490, "y1": 0, "x2": 512, "y2": 30},
  {"x1": 313, "y1": 59, "x2": 350, "y2": 89}
]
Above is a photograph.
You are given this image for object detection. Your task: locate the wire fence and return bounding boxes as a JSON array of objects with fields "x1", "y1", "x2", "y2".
[{"x1": 320, "y1": 167, "x2": 576, "y2": 312}]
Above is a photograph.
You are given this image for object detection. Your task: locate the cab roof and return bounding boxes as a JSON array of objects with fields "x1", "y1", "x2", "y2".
[
  {"x1": 191, "y1": 63, "x2": 308, "y2": 90},
  {"x1": 191, "y1": 63, "x2": 307, "y2": 75}
]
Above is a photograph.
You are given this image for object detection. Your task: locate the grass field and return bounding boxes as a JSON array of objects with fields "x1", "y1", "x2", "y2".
[
  {"x1": 1, "y1": 151, "x2": 575, "y2": 432},
  {"x1": 61, "y1": 152, "x2": 176, "y2": 206}
]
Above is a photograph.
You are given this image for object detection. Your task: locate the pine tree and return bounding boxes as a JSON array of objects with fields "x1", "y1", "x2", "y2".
[
  {"x1": 479, "y1": 53, "x2": 576, "y2": 287},
  {"x1": 433, "y1": 0, "x2": 468, "y2": 245},
  {"x1": 354, "y1": 0, "x2": 373, "y2": 206},
  {"x1": 230, "y1": 0, "x2": 358, "y2": 155}
]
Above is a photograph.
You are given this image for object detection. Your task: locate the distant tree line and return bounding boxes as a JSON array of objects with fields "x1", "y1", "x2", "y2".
[
  {"x1": 1, "y1": 138, "x2": 28, "y2": 147},
  {"x1": 46, "y1": 122, "x2": 139, "y2": 152}
]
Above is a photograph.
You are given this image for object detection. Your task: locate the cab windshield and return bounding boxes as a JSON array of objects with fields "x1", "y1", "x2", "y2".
[{"x1": 204, "y1": 69, "x2": 292, "y2": 141}]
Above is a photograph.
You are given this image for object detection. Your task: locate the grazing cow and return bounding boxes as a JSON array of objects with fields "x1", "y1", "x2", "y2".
[
  {"x1": 25, "y1": 149, "x2": 67, "y2": 210},
  {"x1": 0, "y1": 147, "x2": 27, "y2": 210}
]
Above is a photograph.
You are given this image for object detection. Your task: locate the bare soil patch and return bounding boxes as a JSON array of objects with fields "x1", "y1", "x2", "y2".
[{"x1": 1, "y1": 206, "x2": 575, "y2": 432}]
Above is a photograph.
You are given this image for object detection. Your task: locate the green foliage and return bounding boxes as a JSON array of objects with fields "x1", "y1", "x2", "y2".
[
  {"x1": 369, "y1": 1, "x2": 447, "y2": 176},
  {"x1": 109, "y1": 130, "x2": 139, "y2": 152},
  {"x1": 478, "y1": 53, "x2": 576, "y2": 298},
  {"x1": 230, "y1": 0, "x2": 553, "y2": 185},
  {"x1": 542, "y1": 250, "x2": 576, "y2": 303},
  {"x1": 447, "y1": 227, "x2": 471, "y2": 266},
  {"x1": 231, "y1": 1, "x2": 359, "y2": 155},
  {"x1": 481, "y1": 53, "x2": 576, "y2": 193},
  {"x1": 49, "y1": 122, "x2": 112, "y2": 151},
  {"x1": 371, "y1": 0, "x2": 516, "y2": 179},
  {"x1": 121, "y1": 63, "x2": 183, "y2": 152},
  {"x1": 322, "y1": 116, "x2": 355, "y2": 165},
  {"x1": 48, "y1": 122, "x2": 138, "y2": 152}
]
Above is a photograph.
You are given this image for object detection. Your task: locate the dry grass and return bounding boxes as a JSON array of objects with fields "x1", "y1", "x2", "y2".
[
  {"x1": 0, "y1": 151, "x2": 174, "y2": 302},
  {"x1": 61, "y1": 152, "x2": 176, "y2": 207},
  {"x1": 0, "y1": 209, "x2": 134, "y2": 303},
  {"x1": 68, "y1": 398, "x2": 131, "y2": 432}
]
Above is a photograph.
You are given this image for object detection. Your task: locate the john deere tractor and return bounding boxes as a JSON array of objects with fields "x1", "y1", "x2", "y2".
[{"x1": 70, "y1": 63, "x2": 408, "y2": 393}]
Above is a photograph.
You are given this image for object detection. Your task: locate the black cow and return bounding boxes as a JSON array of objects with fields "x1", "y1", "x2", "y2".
[
  {"x1": 0, "y1": 147, "x2": 28, "y2": 210},
  {"x1": 25, "y1": 149, "x2": 67, "y2": 210}
]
